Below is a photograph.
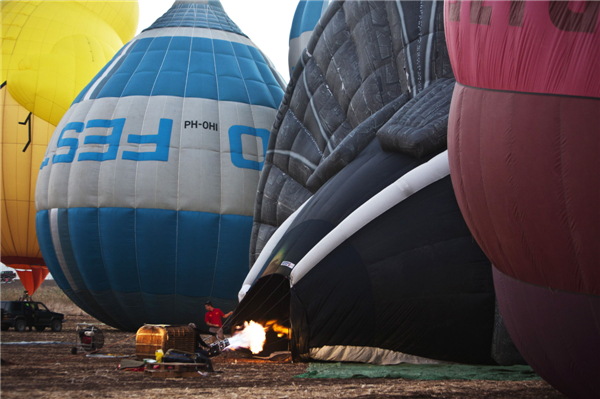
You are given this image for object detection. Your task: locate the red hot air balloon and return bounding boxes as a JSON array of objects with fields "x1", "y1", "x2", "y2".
[
  {"x1": 10, "y1": 265, "x2": 49, "y2": 296},
  {"x1": 445, "y1": 1, "x2": 599, "y2": 398}
]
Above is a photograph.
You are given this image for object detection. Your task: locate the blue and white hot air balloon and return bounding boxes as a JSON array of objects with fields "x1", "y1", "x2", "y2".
[
  {"x1": 289, "y1": 0, "x2": 330, "y2": 76},
  {"x1": 35, "y1": 0, "x2": 285, "y2": 331}
]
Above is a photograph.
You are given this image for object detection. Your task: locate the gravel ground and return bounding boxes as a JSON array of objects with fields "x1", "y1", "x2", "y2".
[{"x1": 0, "y1": 314, "x2": 565, "y2": 398}]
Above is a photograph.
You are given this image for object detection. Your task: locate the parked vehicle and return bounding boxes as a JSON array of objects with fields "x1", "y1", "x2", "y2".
[
  {"x1": 1, "y1": 301, "x2": 65, "y2": 332},
  {"x1": 1, "y1": 271, "x2": 16, "y2": 283}
]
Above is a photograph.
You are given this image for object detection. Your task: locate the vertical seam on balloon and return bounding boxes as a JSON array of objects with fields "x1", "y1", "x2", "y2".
[
  {"x1": 125, "y1": 32, "x2": 152, "y2": 321},
  {"x1": 1, "y1": 86, "x2": 18, "y2": 255},
  {"x1": 395, "y1": 0, "x2": 417, "y2": 95},
  {"x1": 355, "y1": 9, "x2": 376, "y2": 123},
  {"x1": 339, "y1": 6, "x2": 358, "y2": 126},
  {"x1": 83, "y1": 40, "x2": 135, "y2": 102},
  {"x1": 249, "y1": 45, "x2": 277, "y2": 108},
  {"x1": 314, "y1": 22, "x2": 336, "y2": 157},
  {"x1": 25, "y1": 115, "x2": 33, "y2": 258},
  {"x1": 502, "y1": 91, "x2": 533, "y2": 280},
  {"x1": 89, "y1": 88, "x2": 122, "y2": 324},
  {"x1": 417, "y1": 1, "x2": 423, "y2": 93},
  {"x1": 95, "y1": 67, "x2": 129, "y2": 325},
  {"x1": 454, "y1": 85, "x2": 485, "y2": 259},
  {"x1": 299, "y1": 55, "x2": 326, "y2": 159},
  {"x1": 501, "y1": 92, "x2": 518, "y2": 279},
  {"x1": 509, "y1": 93, "x2": 547, "y2": 284},
  {"x1": 424, "y1": 0, "x2": 437, "y2": 90},
  {"x1": 477, "y1": 88, "x2": 510, "y2": 275},
  {"x1": 173, "y1": 1, "x2": 196, "y2": 309},
  {"x1": 227, "y1": 35, "x2": 260, "y2": 183},
  {"x1": 557, "y1": 97, "x2": 586, "y2": 293},
  {"x1": 207, "y1": 5, "x2": 221, "y2": 302}
]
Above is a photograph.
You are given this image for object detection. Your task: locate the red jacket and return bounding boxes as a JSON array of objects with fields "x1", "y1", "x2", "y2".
[{"x1": 205, "y1": 308, "x2": 225, "y2": 327}]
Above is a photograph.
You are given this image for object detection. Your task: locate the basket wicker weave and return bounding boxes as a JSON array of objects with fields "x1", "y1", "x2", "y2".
[{"x1": 135, "y1": 325, "x2": 195, "y2": 360}]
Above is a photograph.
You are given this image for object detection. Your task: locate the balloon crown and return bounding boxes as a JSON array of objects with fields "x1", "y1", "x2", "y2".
[{"x1": 144, "y1": 0, "x2": 245, "y2": 36}]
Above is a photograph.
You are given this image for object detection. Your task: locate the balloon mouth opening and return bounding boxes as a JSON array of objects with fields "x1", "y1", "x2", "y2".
[{"x1": 229, "y1": 274, "x2": 291, "y2": 358}]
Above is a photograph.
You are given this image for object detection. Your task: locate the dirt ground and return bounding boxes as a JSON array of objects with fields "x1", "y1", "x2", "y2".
[{"x1": 0, "y1": 314, "x2": 566, "y2": 399}]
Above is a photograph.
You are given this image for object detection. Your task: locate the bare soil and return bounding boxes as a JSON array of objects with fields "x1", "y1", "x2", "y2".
[{"x1": 0, "y1": 312, "x2": 565, "y2": 399}]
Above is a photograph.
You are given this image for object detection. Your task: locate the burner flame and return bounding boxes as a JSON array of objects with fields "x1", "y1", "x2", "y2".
[
  {"x1": 264, "y1": 320, "x2": 291, "y2": 339},
  {"x1": 227, "y1": 321, "x2": 266, "y2": 354}
]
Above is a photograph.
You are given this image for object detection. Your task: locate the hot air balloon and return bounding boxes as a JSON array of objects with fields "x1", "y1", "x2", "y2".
[
  {"x1": 234, "y1": 1, "x2": 521, "y2": 365},
  {"x1": 2, "y1": 1, "x2": 139, "y2": 126},
  {"x1": 289, "y1": 0, "x2": 330, "y2": 76},
  {"x1": 445, "y1": 1, "x2": 599, "y2": 398},
  {"x1": 1, "y1": 1, "x2": 138, "y2": 296},
  {"x1": 35, "y1": 0, "x2": 285, "y2": 331}
]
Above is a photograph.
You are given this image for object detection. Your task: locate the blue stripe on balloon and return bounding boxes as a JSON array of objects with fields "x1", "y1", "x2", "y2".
[
  {"x1": 290, "y1": 1, "x2": 327, "y2": 40},
  {"x1": 67, "y1": 208, "x2": 111, "y2": 291},
  {"x1": 290, "y1": 1, "x2": 308, "y2": 41},
  {"x1": 71, "y1": 43, "x2": 129, "y2": 105},
  {"x1": 35, "y1": 210, "x2": 71, "y2": 291},
  {"x1": 176, "y1": 211, "x2": 220, "y2": 297},
  {"x1": 98, "y1": 208, "x2": 139, "y2": 293},
  {"x1": 88, "y1": 43, "x2": 137, "y2": 102},
  {"x1": 56, "y1": 209, "x2": 87, "y2": 290},
  {"x1": 74, "y1": 36, "x2": 283, "y2": 109},
  {"x1": 36, "y1": 210, "x2": 118, "y2": 327},
  {"x1": 135, "y1": 209, "x2": 178, "y2": 296},
  {"x1": 67, "y1": 208, "x2": 137, "y2": 329},
  {"x1": 37, "y1": 208, "x2": 252, "y2": 302},
  {"x1": 213, "y1": 214, "x2": 254, "y2": 300}
]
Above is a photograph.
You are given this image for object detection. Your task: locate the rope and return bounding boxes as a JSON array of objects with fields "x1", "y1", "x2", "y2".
[
  {"x1": 221, "y1": 274, "x2": 283, "y2": 329},
  {"x1": 223, "y1": 275, "x2": 289, "y2": 331}
]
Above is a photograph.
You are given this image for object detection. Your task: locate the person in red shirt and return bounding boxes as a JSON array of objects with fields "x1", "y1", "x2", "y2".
[{"x1": 205, "y1": 301, "x2": 232, "y2": 340}]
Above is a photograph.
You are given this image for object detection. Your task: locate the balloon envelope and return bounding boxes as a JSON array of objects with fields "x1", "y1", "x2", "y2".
[
  {"x1": 235, "y1": 1, "x2": 510, "y2": 365},
  {"x1": 445, "y1": 2, "x2": 600, "y2": 398},
  {"x1": 35, "y1": 0, "x2": 285, "y2": 331}
]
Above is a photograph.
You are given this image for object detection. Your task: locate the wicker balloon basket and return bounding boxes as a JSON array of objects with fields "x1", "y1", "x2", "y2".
[{"x1": 135, "y1": 325, "x2": 195, "y2": 360}]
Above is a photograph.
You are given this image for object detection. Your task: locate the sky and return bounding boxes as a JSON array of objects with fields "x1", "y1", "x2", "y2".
[{"x1": 137, "y1": 0, "x2": 300, "y2": 82}]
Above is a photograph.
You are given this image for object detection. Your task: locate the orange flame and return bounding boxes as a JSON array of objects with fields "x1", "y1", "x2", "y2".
[{"x1": 264, "y1": 320, "x2": 291, "y2": 339}]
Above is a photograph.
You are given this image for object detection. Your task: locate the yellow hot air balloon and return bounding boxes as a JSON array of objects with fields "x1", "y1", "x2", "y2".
[{"x1": 1, "y1": 1, "x2": 138, "y2": 291}]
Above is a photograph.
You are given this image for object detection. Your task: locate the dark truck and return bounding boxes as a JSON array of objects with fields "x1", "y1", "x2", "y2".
[
  {"x1": 1, "y1": 301, "x2": 65, "y2": 332},
  {"x1": 1, "y1": 271, "x2": 16, "y2": 283}
]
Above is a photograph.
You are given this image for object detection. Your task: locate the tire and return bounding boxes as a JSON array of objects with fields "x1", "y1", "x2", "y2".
[
  {"x1": 51, "y1": 319, "x2": 62, "y2": 332},
  {"x1": 15, "y1": 319, "x2": 27, "y2": 332},
  {"x1": 35, "y1": 326, "x2": 46, "y2": 332}
]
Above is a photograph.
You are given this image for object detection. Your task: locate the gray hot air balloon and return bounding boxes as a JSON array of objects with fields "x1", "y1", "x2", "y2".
[{"x1": 234, "y1": 0, "x2": 524, "y2": 367}]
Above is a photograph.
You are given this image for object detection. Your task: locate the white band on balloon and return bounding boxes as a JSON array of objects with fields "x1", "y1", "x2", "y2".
[
  {"x1": 136, "y1": 27, "x2": 256, "y2": 47},
  {"x1": 290, "y1": 150, "x2": 450, "y2": 286},
  {"x1": 238, "y1": 196, "x2": 312, "y2": 302}
]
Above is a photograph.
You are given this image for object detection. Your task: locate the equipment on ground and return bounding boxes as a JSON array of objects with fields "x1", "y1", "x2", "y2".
[
  {"x1": 71, "y1": 324, "x2": 104, "y2": 354},
  {"x1": 208, "y1": 338, "x2": 231, "y2": 357},
  {"x1": 135, "y1": 325, "x2": 195, "y2": 360}
]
